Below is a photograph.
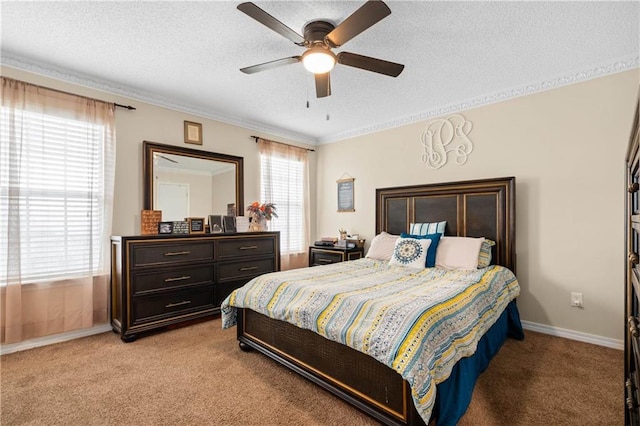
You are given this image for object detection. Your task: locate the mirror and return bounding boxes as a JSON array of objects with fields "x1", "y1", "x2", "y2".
[{"x1": 143, "y1": 141, "x2": 244, "y2": 222}]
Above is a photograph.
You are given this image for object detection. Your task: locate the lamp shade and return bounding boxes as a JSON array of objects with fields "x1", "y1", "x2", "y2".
[{"x1": 302, "y1": 46, "x2": 336, "y2": 74}]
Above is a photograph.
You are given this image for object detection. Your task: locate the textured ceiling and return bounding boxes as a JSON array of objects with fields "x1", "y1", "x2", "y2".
[{"x1": 1, "y1": 1, "x2": 638, "y2": 145}]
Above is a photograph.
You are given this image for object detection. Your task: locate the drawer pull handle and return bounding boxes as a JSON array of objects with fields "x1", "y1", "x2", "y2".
[
  {"x1": 630, "y1": 182, "x2": 640, "y2": 193},
  {"x1": 318, "y1": 259, "x2": 333, "y2": 263},
  {"x1": 239, "y1": 245, "x2": 258, "y2": 250},
  {"x1": 627, "y1": 379, "x2": 637, "y2": 409},
  {"x1": 165, "y1": 300, "x2": 192, "y2": 308},
  {"x1": 164, "y1": 275, "x2": 191, "y2": 283},
  {"x1": 629, "y1": 316, "x2": 638, "y2": 337},
  {"x1": 630, "y1": 252, "x2": 639, "y2": 265},
  {"x1": 239, "y1": 266, "x2": 258, "y2": 271},
  {"x1": 164, "y1": 251, "x2": 191, "y2": 256}
]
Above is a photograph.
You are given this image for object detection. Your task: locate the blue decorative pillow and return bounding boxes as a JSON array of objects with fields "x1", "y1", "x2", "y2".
[
  {"x1": 401, "y1": 232, "x2": 442, "y2": 267},
  {"x1": 410, "y1": 221, "x2": 447, "y2": 236},
  {"x1": 389, "y1": 238, "x2": 431, "y2": 269}
]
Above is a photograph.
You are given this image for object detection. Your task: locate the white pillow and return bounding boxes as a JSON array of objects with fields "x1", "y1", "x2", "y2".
[
  {"x1": 366, "y1": 232, "x2": 399, "y2": 262},
  {"x1": 435, "y1": 237, "x2": 485, "y2": 270},
  {"x1": 389, "y1": 237, "x2": 431, "y2": 269}
]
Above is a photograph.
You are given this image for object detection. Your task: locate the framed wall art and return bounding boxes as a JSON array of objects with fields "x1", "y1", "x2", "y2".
[
  {"x1": 337, "y1": 177, "x2": 355, "y2": 212},
  {"x1": 184, "y1": 120, "x2": 202, "y2": 145}
]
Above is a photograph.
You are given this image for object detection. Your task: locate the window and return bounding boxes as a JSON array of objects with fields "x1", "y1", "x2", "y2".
[
  {"x1": 257, "y1": 138, "x2": 309, "y2": 270},
  {"x1": 0, "y1": 103, "x2": 112, "y2": 283},
  {"x1": 260, "y1": 153, "x2": 304, "y2": 254}
]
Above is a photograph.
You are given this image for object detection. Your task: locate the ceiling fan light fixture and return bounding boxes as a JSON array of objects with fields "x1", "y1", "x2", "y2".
[{"x1": 301, "y1": 46, "x2": 336, "y2": 74}]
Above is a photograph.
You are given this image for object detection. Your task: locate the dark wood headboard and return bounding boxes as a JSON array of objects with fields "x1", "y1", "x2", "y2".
[{"x1": 375, "y1": 177, "x2": 516, "y2": 272}]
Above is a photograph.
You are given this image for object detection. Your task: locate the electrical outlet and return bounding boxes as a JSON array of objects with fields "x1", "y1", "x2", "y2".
[{"x1": 571, "y1": 292, "x2": 583, "y2": 308}]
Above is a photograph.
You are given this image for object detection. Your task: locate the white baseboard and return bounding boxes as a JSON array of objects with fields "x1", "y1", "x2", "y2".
[
  {"x1": 0, "y1": 324, "x2": 113, "y2": 355},
  {"x1": 521, "y1": 320, "x2": 623, "y2": 350},
  {"x1": 1, "y1": 321, "x2": 623, "y2": 355}
]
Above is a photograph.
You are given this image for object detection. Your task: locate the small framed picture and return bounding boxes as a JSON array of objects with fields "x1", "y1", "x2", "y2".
[
  {"x1": 187, "y1": 217, "x2": 205, "y2": 234},
  {"x1": 158, "y1": 221, "x2": 173, "y2": 234},
  {"x1": 223, "y1": 215, "x2": 236, "y2": 233},
  {"x1": 209, "y1": 215, "x2": 224, "y2": 233},
  {"x1": 184, "y1": 121, "x2": 202, "y2": 145},
  {"x1": 172, "y1": 221, "x2": 189, "y2": 235},
  {"x1": 235, "y1": 216, "x2": 250, "y2": 232}
]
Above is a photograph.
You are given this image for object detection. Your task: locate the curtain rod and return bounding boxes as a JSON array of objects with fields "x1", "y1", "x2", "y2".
[
  {"x1": 251, "y1": 135, "x2": 315, "y2": 152},
  {"x1": 4, "y1": 77, "x2": 136, "y2": 111}
]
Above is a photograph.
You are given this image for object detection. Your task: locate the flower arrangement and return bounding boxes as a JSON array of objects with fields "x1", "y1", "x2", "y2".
[{"x1": 247, "y1": 202, "x2": 278, "y2": 220}]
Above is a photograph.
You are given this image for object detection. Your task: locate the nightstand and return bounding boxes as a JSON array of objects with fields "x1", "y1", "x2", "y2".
[{"x1": 308, "y1": 245, "x2": 364, "y2": 267}]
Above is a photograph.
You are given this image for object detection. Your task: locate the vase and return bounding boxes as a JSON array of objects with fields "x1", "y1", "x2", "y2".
[{"x1": 249, "y1": 215, "x2": 268, "y2": 232}]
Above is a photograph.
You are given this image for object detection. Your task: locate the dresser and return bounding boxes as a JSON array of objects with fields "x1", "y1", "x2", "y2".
[
  {"x1": 626, "y1": 89, "x2": 640, "y2": 425},
  {"x1": 111, "y1": 232, "x2": 280, "y2": 342},
  {"x1": 308, "y1": 244, "x2": 364, "y2": 266}
]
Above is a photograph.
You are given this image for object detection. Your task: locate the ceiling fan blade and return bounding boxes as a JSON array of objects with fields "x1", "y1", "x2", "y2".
[
  {"x1": 315, "y1": 72, "x2": 331, "y2": 98},
  {"x1": 337, "y1": 52, "x2": 404, "y2": 77},
  {"x1": 237, "y1": 2, "x2": 305, "y2": 45},
  {"x1": 240, "y1": 56, "x2": 301, "y2": 74},
  {"x1": 325, "y1": 0, "x2": 391, "y2": 47}
]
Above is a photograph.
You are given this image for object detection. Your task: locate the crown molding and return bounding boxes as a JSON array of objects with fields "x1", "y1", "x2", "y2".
[
  {"x1": 0, "y1": 52, "x2": 317, "y2": 145},
  {"x1": 317, "y1": 55, "x2": 640, "y2": 145},
  {"x1": 3, "y1": 52, "x2": 638, "y2": 147}
]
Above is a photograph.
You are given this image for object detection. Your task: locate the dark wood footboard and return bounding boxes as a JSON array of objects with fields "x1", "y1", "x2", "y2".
[{"x1": 238, "y1": 307, "x2": 427, "y2": 426}]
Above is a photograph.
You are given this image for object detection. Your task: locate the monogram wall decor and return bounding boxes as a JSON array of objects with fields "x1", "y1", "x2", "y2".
[{"x1": 420, "y1": 114, "x2": 473, "y2": 169}]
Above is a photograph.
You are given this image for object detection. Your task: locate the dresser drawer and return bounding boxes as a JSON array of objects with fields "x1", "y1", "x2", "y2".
[
  {"x1": 217, "y1": 237, "x2": 275, "y2": 260},
  {"x1": 217, "y1": 258, "x2": 275, "y2": 283},
  {"x1": 131, "y1": 242, "x2": 214, "y2": 267},
  {"x1": 131, "y1": 265, "x2": 214, "y2": 295},
  {"x1": 132, "y1": 286, "x2": 215, "y2": 324}
]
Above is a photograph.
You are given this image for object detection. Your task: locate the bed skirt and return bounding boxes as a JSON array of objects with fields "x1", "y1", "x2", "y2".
[{"x1": 434, "y1": 300, "x2": 524, "y2": 425}]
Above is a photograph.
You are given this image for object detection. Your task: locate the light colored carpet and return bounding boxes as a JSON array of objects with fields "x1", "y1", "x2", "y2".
[{"x1": 1, "y1": 318, "x2": 622, "y2": 425}]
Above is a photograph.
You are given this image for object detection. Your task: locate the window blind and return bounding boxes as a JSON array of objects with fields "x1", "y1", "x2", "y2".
[
  {"x1": 0, "y1": 108, "x2": 106, "y2": 283},
  {"x1": 260, "y1": 153, "x2": 304, "y2": 254}
]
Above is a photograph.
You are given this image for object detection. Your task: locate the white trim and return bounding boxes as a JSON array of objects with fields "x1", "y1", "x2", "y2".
[
  {"x1": 521, "y1": 320, "x2": 623, "y2": 350},
  {"x1": 318, "y1": 55, "x2": 640, "y2": 144},
  {"x1": 0, "y1": 324, "x2": 112, "y2": 355},
  {"x1": 2, "y1": 52, "x2": 638, "y2": 146},
  {"x1": 0, "y1": 320, "x2": 622, "y2": 354},
  {"x1": 0, "y1": 53, "x2": 317, "y2": 146}
]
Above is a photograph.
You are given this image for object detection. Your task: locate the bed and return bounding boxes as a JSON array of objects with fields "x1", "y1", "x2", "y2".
[{"x1": 221, "y1": 176, "x2": 523, "y2": 426}]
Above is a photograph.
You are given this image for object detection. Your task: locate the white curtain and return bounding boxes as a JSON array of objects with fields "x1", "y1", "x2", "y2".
[
  {"x1": 257, "y1": 138, "x2": 310, "y2": 270},
  {"x1": 0, "y1": 77, "x2": 116, "y2": 344}
]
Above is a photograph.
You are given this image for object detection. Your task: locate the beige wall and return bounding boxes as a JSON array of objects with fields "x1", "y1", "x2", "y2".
[
  {"x1": 4, "y1": 64, "x2": 639, "y2": 342},
  {"x1": 0, "y1": 66, "x2": 317, "y2": 238},
  {"x1": 316, "y1": 69, "x2": 640, "y2": 342}
]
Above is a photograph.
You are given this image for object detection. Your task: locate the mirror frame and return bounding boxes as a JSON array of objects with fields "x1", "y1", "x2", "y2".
[{"x1": 143, "y1": 140, "x2": 244, "y2": 217}]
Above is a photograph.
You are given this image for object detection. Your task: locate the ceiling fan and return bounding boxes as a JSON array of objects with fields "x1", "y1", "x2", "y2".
[{"x1": 237, "y1": 0, "x2": 404, "y2": 98}]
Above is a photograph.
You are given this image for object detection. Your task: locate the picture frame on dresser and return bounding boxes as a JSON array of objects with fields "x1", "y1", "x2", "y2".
[
  {"x1": 223, "y1": 215, "x2": 236, "y2": 233},
  {"x1": 209, "y1": 215, "x2": 224, "y2": 233},
  {"x1": 187, "y1": 217, "x2": 205, "y2": 234},
  {"x1": 158, "y1": 221, "x2": 173, "y2": 234}
]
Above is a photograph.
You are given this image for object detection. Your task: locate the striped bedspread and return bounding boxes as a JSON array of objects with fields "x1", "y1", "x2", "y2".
[{"x1": 221, "y1": 258, "x2": 520, "y2": 423}]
